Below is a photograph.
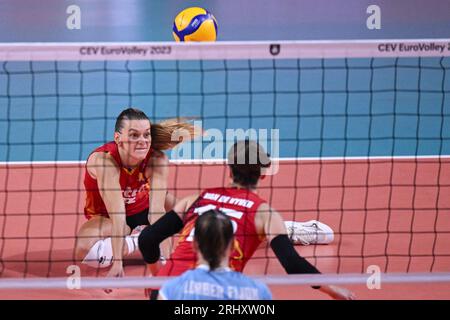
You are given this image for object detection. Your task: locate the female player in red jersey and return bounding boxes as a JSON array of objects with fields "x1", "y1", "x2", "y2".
[
  {"x1": 75, "y1": 108, "x2": 198, "y2": 279},
  {"x1": 139, "y1": 140, "x2": 355, "y2": 300}
]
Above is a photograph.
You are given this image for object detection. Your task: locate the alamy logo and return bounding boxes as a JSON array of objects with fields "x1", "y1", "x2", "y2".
[
  {"x1": 170, "y1": 121, "x2": 280, "y2": 175},
  {"x1": 366, "y1": 265, "x2": 381, "y2": 289},
  {"x1": 366, "y1": 5, "x2": 381, "y2": 30},
  {"x1": 66, "y1": 5, "x2": 81, "y2": 30}
]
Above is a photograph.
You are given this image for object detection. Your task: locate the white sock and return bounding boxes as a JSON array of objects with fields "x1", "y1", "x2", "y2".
[
  {"x1": 82, "y1": 235, "x2": 139, "y2": 269},
  {"x1": 125, "y1": 233, "x2": 139, "y2": 255}
]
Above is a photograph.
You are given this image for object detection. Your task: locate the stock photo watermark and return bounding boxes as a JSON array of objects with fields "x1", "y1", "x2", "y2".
[
  {"x1": 66, "y1": 265, "x2": 81, "y2": 289},
  {"x1": 65, "y1": 4, "x2": 382, "y2": 33},
  {"x1": 367, "y1": 265, "x2": 382, "y2": 290},
  {"x1": 66, "y1": 5, "x2": 81, "y2": 30},
  {"x1": 366, "y1": 5, "x2": 381, "y2": 30}
]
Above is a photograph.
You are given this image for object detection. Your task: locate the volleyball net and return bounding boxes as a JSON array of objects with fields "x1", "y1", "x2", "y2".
[{"x1": 0, "y1": 40, "x2": 450, "y2": 297}]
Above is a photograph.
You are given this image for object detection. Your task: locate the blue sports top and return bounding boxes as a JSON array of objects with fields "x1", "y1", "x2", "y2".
[{"x1": 159, "y1": 264, "x2": 272, "y2": 300}]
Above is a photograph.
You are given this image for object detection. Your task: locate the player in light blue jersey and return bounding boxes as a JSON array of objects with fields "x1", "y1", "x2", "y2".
[{"x1": 158, "y1": 209, "x2": 272, "y2": 300}]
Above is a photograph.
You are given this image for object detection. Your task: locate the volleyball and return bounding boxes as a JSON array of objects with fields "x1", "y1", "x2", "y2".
[{"x1": 172, "y1": 7, "x2": 218, "y2": 42}]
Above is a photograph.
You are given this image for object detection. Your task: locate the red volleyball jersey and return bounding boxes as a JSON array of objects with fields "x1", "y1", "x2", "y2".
[
  {"x1": 84, "y1": 141, "x2": 151, "y2": 219},
  {"x1": 158, "y1": 187, "x2": 266, "y2": 277}
]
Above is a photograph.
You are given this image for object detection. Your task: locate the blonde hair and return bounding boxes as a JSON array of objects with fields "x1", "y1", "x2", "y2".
[{"x1": 151, "y1": 117, "x2": 201, "y2": 151}]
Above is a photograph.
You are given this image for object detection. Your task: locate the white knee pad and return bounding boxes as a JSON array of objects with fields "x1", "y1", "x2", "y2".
[{"x1": 82, "y1": 238, "x2": 114, "y2": 268}]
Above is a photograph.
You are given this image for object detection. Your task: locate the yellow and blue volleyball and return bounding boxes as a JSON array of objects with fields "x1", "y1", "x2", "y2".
[{"x1": 172, "y1": 7, "x2": 218, "y2": 42}]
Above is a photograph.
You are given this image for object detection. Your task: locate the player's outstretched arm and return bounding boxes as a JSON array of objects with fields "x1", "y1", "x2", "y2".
[
  {"x1": 256, "y1": 203, "x2": 355, "y2": 300},
  {"x1": 93, "y1": 153, "x2": 128, "y2": 277}
]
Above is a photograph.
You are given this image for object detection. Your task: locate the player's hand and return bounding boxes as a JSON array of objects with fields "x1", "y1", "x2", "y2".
[
  {"x1": 104, "y1": 262, "x2": 124, "y2": 294},
  {"x1": 321, "y1": 285, "x2": 356, "y2": 300}
]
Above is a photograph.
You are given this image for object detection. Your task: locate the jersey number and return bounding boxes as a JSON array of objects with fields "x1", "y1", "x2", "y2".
[{"x1": 185, "y1": 205, "x2": 243, "y2": 242}]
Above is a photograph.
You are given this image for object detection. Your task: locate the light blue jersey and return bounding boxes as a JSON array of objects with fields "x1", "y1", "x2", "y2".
[{"x1": 160, "y1": 265, "x2": 272, "y2": 300}]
